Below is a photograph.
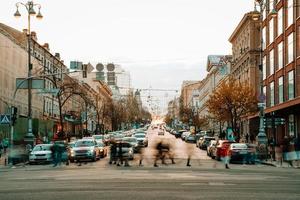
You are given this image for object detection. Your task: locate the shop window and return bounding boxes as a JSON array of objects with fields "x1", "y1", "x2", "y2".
[{"x1": 288, "y1": 114, "x2": 295, "y2": 137}]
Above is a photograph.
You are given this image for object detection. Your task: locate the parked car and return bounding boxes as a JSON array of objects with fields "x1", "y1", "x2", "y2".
[
  {"x1": 246, "y1": 143, "x2": 257, "y2": 164},
  {"x1": 228, "y1": 143, "x2": 249, "y2": 163},
  {"x1": 206, "y1": 140, "x2": 216, "y2": 157},
  {"x1": 134, "y1": 133, "x2": 148, "y2": 147},
  {"x1": 212, "y1": 140, "x2": 236, "y2": 160},
  {"x1": 185, "y1": 133, "x2": 197, "y2": 143},
  {"x1": 70, "y1": 139, "x2": 100, "y2": 162},
  {"x1": 29, "y1": 144, "x2": 53, "y2": 164},
  {"x1": 197, "y1": 136, "x2": 215, "y2": 149},
  {"x1": 117, "y1": 141, "x2": 134, "y2": 160},
  {"x1": 181, "y1": 131, "x2": 190, "y2": 141},
  {"x1": 173, "y1": 130, "x2": 186, "y2": 138},
  {"x1": 122, "y1": 137, "x2": 139, "y2": 152},
  {"x1": 92, "y1": 135, "x2": 104, "y2": 144}
]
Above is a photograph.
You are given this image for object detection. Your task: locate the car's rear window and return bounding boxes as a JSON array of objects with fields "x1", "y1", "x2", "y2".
[
  {"x1": 75, "y1": 140, "x2": 94, "y2": 147},
  {"x1": 33, "y1": 145, "x2": 52, "y2": 151}
]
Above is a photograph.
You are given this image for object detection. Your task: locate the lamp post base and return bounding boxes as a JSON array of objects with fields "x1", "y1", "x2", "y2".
[{"x1": 24, "y1": 135, "x2": 35, "y2": 147}]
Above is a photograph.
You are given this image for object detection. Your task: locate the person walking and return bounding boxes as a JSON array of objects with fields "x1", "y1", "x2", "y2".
[
  {"x1": 154, "y1": 141, "x2": 163, "y2": 167},
  {"x1": 294, "y1": 136, "x2": 300, "y2": 168},
  {"x1": 222, "y1": 145, "x2": 231, "y2": 169},
  {"x1": 109, "y1": 140, "x2": 117, "y2": 165},
  {"x1": 186, "y1": 143, "x2": 193, "y2": 167},
  {"x1": 116, "y1": 141, "x2": 123, "y2": 166},
  {"x1": 52, "y1": 142, "x2": 62, "y2": 167}
]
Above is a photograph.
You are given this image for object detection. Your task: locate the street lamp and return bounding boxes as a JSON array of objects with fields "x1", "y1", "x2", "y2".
[
  {"x1": 252, "y1": 0, "x2": 276, "y2": 149},
  {"x1": 14, "y1": 1, "x2": 43, "y2": 145}
]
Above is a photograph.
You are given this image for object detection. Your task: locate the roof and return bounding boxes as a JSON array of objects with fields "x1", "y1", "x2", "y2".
[
  {"x1": 206, "y1": 55, "x2": 232, "y2": 72},
  {"x1": 0, "y1": 23, "x2": 27, "y2": 47}
]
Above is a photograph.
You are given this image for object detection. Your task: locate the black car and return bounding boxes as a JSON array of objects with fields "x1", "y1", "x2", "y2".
[
  {"x1": 197, "y1": 136, "x2": 215, "y2": 149},
  {"x1": 174, "y1": 130, "x2": 187, "y2": 138}
]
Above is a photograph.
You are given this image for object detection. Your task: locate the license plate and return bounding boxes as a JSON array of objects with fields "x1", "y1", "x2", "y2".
[{"x1": 240, "y1": 151, "x2": 247, "y2": 154}]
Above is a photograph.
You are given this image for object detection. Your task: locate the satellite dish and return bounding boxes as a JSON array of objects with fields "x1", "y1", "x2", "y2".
[
  {"x1": 96, "y1": 63, "x2": 104, "y2": 71},
  {"x1": 107, "y1": 63, "x2": 115, "y2": 71}
]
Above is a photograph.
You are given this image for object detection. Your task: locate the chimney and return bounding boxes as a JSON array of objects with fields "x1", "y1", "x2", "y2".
[
  {"x1": 43, "y1": 43, "x2": 50, "y2": 51},
  {"x1": 55, "y1": 53, "x2": 60, "y2": 60},
  {"x1": 61, "y1": 60, "x2": 64, "y2": 64},
  {"x1": 31, "y1": 31, "x2": 37, "y2": 41}
]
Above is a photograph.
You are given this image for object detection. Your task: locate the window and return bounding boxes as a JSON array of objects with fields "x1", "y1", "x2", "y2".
[
  {"x1": 277, "y1": 8, "x2": 283, "y2": 36},
  {"x1": 262, "y1": 27, "x2": 266, "y2": 50},
  {"x1": 263, "y1": 56, "x2": 267, "y2": 79},
  {"x1": 263, "y1": 86, "x2": 267, "y2": 104},
  {"x1": 278, "y1": 76, "x2": 284, "y2": 103},
  {"x1": 277, "y1": 42, "x2": 283, "y2": 69},
  {"x1": 287, "y1": 0, "x2": 294, "y2": 27},
  {"x1": 270, "y1": 81, "x2": 275, "y2": 106},
  {"x1": 288, "y1": 114, "x2": 295, "y2": 137},
  {"x1": 269, "y1": 49, "x2": 274, "y2": 75},
  {"x1": 269, "y1": 18, "x2": 274, "y2": 43},
  {"x1": 297, "y1": 0, "x2": 300, "y2": 18},
  {"x1": 269, "y1": 0, "x2": 274, "y2": 13},
  {"x1": 288, "y1": 70, "x2": 294, "y2": 100},
  {"x1": 297, "y1": 26, "x2": 300, "y2": 57},
  {"x1": 287, "y1": 33, "x2": 294, "y2": 64},
  {"x1": 263, "y1": 0, "x2": 267, "y2": 20}
]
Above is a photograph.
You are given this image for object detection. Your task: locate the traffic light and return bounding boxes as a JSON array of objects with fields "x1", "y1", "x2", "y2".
[{"x1": 11, "y1": 106, "x2": 18, "y2": 126}]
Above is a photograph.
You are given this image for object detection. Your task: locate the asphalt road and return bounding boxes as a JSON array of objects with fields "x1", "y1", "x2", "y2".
[{"x1": 0, "y1": 129, "x2": 299, "y2": 200}]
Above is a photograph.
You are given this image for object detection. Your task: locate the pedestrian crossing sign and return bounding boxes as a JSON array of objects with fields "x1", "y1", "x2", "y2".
[{"x1": 0, "y1": 114, "x2": 11, "y2": 124}]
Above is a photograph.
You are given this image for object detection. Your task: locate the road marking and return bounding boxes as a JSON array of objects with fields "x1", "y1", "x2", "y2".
[{"x1": 208, "y1": 182, "x2": 236, "y2": 186}]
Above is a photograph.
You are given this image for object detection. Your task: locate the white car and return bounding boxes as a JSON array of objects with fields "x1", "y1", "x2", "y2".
[{"x1": 29, "y1": 144, "x2": 53, "y2": 164}]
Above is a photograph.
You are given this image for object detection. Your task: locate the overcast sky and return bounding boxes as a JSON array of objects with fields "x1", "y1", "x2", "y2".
[{"x1": 0, "y1": 0, "x2": 253, "y2": 111}]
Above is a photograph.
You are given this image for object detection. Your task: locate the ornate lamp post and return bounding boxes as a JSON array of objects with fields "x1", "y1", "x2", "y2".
[
  {"x1": 252, "y1": 0, "x2": 276, "y2": 153},
  {"x1": 14, "y1": 1, "x2": 43, "y2": 145}
]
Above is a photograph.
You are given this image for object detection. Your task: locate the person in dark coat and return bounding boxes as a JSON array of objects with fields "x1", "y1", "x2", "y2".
[{"x1": 109, "y1": 140, "x2": 117, "y2": 165}]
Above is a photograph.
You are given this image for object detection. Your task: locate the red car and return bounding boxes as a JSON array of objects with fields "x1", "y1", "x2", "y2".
[{"x1": 213, "y1": 140, "x2": 236, "y2": 160}]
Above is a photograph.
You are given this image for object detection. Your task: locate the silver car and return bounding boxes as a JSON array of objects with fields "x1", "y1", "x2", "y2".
[
  {"x1": 29, "y1": 144, "x2": 53, "y2": 164},
  {"x1": 70, "y1": 139, "x2": 100, "y2": 162}
]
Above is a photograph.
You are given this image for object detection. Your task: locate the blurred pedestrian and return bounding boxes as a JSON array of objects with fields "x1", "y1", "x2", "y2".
[
  {"x1": 294, "y1": 136, "x2": 300, "y2": 168},
  {"x1": 116, "y1": 142, "x2": 123, "y2": 166},
  {"x1": 154, "y1": 140, "x2": 163, "y2": 167},
  {"x1": 186, "y1": 143, "x2": 193, "y2": 167},
  {"x1": 109, "y1": 140, "x2": 117, "y2": 165},
  {"x1": 52, "y1": 142, "x2": 62, "y2": 167},
  {"x1": 282, "y1": 136, "x2": 293, "y2": 167},
  {"x1": 221, "y1": 146, "x2": 231, "y2": 169}
]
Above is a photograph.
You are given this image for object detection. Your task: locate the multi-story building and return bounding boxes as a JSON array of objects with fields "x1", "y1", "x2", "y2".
[
  {"x1": 260, "y1": 0, "x2": 300, "y2": 144},
  {"x1": 229, "y1": 12, "x2": 261, "y2": 141},
  {"x1": 0, "y1": 23, "x2": 65, "y2": 141},
  {"x1": 114, "y1": 64, "x2": 131, "y2": 96},
  {"x1": 70, "y1": 62, "x2": 113, "y2": 132},
  {"x1": 197, "y1": 55, "x2": 231, "y2": 135},
  {"x1": 180, "y1": 81, "x2": 201, "y2": 108},
  {"x1": 0, "y1": 22, "x2": 113, "y2": 142}
]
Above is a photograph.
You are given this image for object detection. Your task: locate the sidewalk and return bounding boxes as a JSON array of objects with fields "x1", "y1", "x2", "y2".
[{"x1": 261, "y1": 159, "x2": 300, "y2": 168}]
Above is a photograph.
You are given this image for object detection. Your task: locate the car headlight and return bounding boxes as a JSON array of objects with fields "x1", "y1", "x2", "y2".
[{"x1": 129, "y1": 150, "x2": 133, "y2": 154}]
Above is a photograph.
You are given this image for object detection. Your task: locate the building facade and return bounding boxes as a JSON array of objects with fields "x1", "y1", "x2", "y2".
[
  {"x1": 229, "y1": 12, "x2": 261, "y2": 140},
  {"x1": 196, "y1": 55, "x2": 231, "y2": 135},
  {"x1": 261, "y1": 0, "x2": 300, "y2": 144}
]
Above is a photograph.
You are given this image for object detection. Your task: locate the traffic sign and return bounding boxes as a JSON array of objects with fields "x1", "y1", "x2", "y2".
[{"x1": 0, "y1": 115, "x2": 11, "y2": 124}]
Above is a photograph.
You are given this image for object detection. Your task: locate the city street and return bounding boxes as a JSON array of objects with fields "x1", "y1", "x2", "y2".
[{"x1": 1, "y1": 129, "x2": 300, "y2": 200}]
